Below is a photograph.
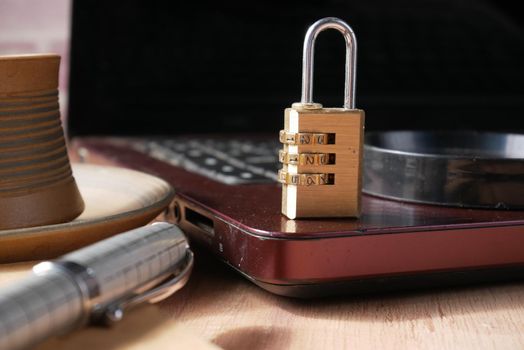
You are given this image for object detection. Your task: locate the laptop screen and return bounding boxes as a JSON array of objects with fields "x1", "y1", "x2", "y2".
[{"x1": 68, "y1": 0, "x2": 524, "y2": 136}]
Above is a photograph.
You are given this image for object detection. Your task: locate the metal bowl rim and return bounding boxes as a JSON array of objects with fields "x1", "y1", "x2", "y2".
[{"x1": 364, "y1": 130, "x2": 524, "y2": 161}]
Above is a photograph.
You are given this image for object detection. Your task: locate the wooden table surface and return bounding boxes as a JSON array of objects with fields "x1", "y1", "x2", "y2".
[{"x1": 2, "y1": 248, "x2": 524, "y2": 350}]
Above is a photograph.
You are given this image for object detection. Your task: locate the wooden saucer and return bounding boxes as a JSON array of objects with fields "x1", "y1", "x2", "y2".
[{"x1": 0, "y1": 164, "x2": 175, "y2": 262}]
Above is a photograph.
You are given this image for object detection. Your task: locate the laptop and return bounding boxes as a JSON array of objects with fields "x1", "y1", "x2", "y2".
[{"x1": 68, "y1": 1, "x2": 524, "y2": 297}]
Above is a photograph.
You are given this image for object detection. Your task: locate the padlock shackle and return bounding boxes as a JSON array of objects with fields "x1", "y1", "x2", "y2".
[{"x1": 301, "y1": 17, "x2": 357, "y2": 109}]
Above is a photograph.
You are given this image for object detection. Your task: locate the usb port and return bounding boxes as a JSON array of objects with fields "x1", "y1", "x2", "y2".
[{"x1": 184, "y1": 207, "x2": 215, "y2": 236}]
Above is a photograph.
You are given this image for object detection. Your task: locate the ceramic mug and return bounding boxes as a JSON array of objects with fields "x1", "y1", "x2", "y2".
[{"x1": 0, "y1": 54, "x2": 84, "y2": 230}]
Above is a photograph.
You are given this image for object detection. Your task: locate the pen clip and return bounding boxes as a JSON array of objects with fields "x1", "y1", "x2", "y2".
[{"x1": 99, "y1": 249, "x2": 194, "y2": 324}]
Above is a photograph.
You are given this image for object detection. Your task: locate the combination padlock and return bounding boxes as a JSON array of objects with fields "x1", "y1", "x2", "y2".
[{"x1": 278, "y1": 17, "x2": 365, "y2": 219}]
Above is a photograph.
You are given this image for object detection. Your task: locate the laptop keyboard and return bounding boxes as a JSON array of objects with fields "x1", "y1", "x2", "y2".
[{"x1": 134, "y1": 138, "x2": 281, "y2": 184}]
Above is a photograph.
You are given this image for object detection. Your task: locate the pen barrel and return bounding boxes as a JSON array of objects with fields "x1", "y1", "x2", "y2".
[
  {"x1": 61, "y1": 222, "x2": 189, "y2": 308},
  {"x1": 0, "y1": 223, "x2": 189, "y2": 350},
  {"x1": 0, "y1": 269, "x2": 85, "y2": 350}
]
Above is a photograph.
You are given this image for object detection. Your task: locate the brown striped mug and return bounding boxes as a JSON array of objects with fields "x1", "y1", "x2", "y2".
[{"x1": 0, "y1": 54, "x2": 84, "y2": 230}]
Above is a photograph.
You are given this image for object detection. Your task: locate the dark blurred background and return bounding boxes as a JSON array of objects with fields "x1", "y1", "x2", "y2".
[{"x1": 68, "y1": 0, "x2": 524, "y2": 136}]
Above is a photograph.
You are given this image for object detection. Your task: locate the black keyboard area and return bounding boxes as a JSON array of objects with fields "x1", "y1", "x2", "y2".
[{"x1": 134, "y1": 138, "x2": 281, "y2": 185}]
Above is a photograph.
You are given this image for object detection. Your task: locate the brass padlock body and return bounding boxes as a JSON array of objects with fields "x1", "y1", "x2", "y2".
[{"x1": 281, "y1": 107, "x2": 364, "y2": 219}]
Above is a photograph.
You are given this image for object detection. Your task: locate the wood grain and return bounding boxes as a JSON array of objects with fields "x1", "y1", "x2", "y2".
[
  {"x1": 163, "y1": 250, "x2": 524, "y2": 350},
  {"x1": 1, "y1": 251, "x2": 523, "y2": 349}
]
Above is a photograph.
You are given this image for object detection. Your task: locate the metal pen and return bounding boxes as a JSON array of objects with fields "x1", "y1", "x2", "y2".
[{"x1": 0, "y1": 222, "x2": 193, "y2": 350}]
